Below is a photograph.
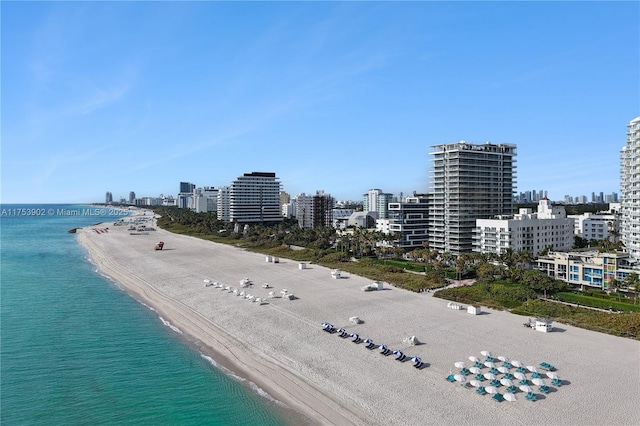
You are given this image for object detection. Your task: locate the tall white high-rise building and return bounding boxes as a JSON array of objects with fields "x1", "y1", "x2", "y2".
[
  {"x1": 363, "y1": 189, "x2": 394, "y2": 219},
  {"x1": 429, "y1": 141, "x2": 516, "y2": 254},
  {"x1": 621, "y1": 116, "x2": 640, "y2": 261},
  {"x1": 229, "y1": 172, "x2": 283, "y2": 224}
]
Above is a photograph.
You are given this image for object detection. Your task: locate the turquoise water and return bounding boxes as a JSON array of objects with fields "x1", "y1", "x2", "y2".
[{"x1": 0, "y1": 205, "x2": 300, "y2": 425}]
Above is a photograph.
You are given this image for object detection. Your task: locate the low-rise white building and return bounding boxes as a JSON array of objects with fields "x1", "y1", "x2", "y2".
[
  {"x1": 568, "y1": 211, "x2": 620, "y2": 242},
  {"x1": 536, "y1": 250, "x2": 636, "y2": 290},
  {"x1": 473, "y1": 198, "x2": 574, "y2": 256}
]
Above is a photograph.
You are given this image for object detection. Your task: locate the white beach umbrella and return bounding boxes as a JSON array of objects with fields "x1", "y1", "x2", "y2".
[
  {"x1": 484, "y1": 372, "x2": 497, "y2": 380},
  {"x1": 454, "y1": 361, "x2": 467, "y2": 369},
  {"x1": 511, "y1": 360, "x2": 524, "y2": 368},
  {"x1": 454, "y1": 374, "x2": 466, "y2": 382},
  {"x1": 519, "y1": 385, "x2": 534, "y2": 393},
  {"x1": 484, "y1": 361, "x2": 496, "y2": 368},
  {"x1": 546, "y1": 372, "x2": 560, "y2": 380},
  {"x1": 500, "y1": 378, "x2": 514, "y2": 387},
  {"x1": 485, "y1": 386, "x2": 499, "y2": 394},
  {"x1": 481, "y1": 350, "x2": 492, "y2": 357},
  {"x1": 514, "y1": 372, "x2": 527, "y2": 380},
  {"x1": 532, "y1": 378, "x2": 546, "y2": 386},
  {"x1": 470, "y1": 380, "x2": 482, "y2": 388},
  {"x1": 504, "y1": 393, "x2": 517, "y2": 402},
  {"x1": 469, "y1": 356, "x2": 480, "y2": 363},
  {"x1": 498, "y1": 356, "x2": 509, "y2": 362},
  {"x1": 497, "y1": 367, "x2": 509, "y2": 374},
  {"x1": 469, "y1": 367, "x2": 481, "y2": 375},
  {"x1": 526, "y1": 365, "x2": 538, "y2": 373}
]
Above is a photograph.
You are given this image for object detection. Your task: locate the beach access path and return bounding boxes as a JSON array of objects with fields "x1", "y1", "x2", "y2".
[{"x1": 78, "y1": 218, "x2": 640, "y2": 426}]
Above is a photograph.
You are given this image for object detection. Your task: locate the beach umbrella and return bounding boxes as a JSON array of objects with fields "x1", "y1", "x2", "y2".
[
  {"x1": 511, "y1": 360, "x2": 523, "y2": 368},
  {"x1": 393, "y1": 350, "x2": 403, "y2": 356},
  {"x1": 498, "y1": 356, "x2": 509, "y2": 362},
  {"x1": 469, "y1": 356, "x2": 480, "y2": 363},
  {"x1": 485, "y1": 386, "x2": 499, "y2": 394},
  {"x1": 519, "y1": 385, "x2": 533, "y2": 393},
  {"x1": 484, "y1": 361, "x2": 496, "y2": 368},
  {"x1": 350, "y1": 333, "x2": 359, "y2": 340},
  {"x1": 532, "y1": 378, "x2": 546, "y2": 386},
  {"x1": 484, "y1": 372, "x2": 497, "y2": 380},
  {"x1": 337, "y1": 328, "x2": 345, "y2": 334},
  {"x1": 526, "y1": 365, "x2": 539, "y2": 373},
  {"x1": 481, "y1": 350, "x2": 492, "y2": 357},
  {"x1": 379, "y1": 344, "x2": 387, "y2": 350},
  {"x1": 514, "y1": 372, "x2": 527, "y2": 380},
  {"x1": 411, "y1": 356, "x2": 422, "y2": 363},
  {"x1": 364, "y1": 339, "x2": 373, "y2": 344},
  {"x1": 454, "y1": 374, "x2": 466, "y2": 382},
  {"x1": 469, "y1": 367, "x2": 481, "y2": 375},
  {"x1": 497, "y1": 367, "x2": 509, "y2": 374},
  {"x1": 454, "y1": 361, "x2": 466, "y2": 369},
  {"x1": 470, "y1": 380, "x2": 482, "y2": 388},
  {"x1": 546, "y1": 372, "x2": 560, "y2": 380},
  {"x1": 500, "y1": 378, "x2": 514, "y2": 387},
  {"x1": 504, "y1": 393, "x2": 517, "y2": 402}
]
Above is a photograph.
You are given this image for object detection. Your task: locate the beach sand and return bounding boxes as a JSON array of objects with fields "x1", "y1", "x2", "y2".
[{"x1": 78, "y1": 217, "x2": 640, "y2": 426}]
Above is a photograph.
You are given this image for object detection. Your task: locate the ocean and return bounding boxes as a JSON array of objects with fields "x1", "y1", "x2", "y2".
[{"x1": 0, "y1": 204, "x2": 301, "y2": 425}]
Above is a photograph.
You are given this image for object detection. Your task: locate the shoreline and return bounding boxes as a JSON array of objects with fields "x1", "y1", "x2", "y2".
[
  {"x1": 78, "y1": 221, "x2": 370, "y2": 425},
  {"x1": 77, "y1": 216, "x2": 640, "y2": 425}
]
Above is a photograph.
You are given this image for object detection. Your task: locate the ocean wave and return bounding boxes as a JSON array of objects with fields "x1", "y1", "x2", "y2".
[
  {"x1": 199, "y1": 353, "x2": 286, "y2": 407},
  {"x1": 140, "y1": 302, "x2": 157, "y2": 312},
  {"x1": 158, "y1": 316, "x2": 183, "y2": 334}
]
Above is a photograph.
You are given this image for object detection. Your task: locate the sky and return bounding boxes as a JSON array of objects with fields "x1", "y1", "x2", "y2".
[{"x1": 2, "y1": 1, "x2": 638, "y2": 204}]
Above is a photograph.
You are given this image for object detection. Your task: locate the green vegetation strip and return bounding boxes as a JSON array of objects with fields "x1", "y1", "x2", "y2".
[{"x1": 555, "y1": 292, "x2": 640, "y2": 313}]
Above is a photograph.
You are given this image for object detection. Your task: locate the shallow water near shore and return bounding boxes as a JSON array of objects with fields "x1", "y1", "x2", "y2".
[{"x1": 0, "y1": 204, "x2": 299, "y2": 425}]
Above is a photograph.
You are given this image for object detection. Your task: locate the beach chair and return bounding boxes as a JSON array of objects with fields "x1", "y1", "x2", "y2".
[
  {"x1": 531, "y1": 372, "x2": 541, "y2": 379},
  {"x1": 505, "y1": 386, "x2": 518, "y2": 394},
  {"x1": 475, "y1": 387, "x2": 487, "y2": 395},
  {"x1": 539, "y1": 385, "x2": 550, "y2": 394},
  {"x1": 519, "y1": 379, "x2": 530, "y2": 386},
  {"x1": 525, "y1": 392, "x2": 537, "y2": 401},
  {"x1": 474, "y1": 374, "x2": 485, "y2": 382},
  {"x1": 473, "y1": 361, "x2": 484, "y2": 369},
  {"x1": 446, "y1": 374, "x2": 456, "y2": 382},
  {"x1": 551, "y1": 378, "x2": 562, "y2": 387},
  {"x1": 492, "y1": 393, "x2": 504, "y2": 402},
  {"x1": 489, "y1": 379, "x2": 501, "y2": 387}
]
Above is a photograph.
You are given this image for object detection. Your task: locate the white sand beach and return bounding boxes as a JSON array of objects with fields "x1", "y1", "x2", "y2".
[{"x1": 78, "y1": 216, "x2": 640, "y2": 426}]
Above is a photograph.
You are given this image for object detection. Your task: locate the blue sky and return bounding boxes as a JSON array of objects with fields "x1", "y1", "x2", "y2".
[{"x1": 2, "y1": 1, "x2": 638, "y2": 204}]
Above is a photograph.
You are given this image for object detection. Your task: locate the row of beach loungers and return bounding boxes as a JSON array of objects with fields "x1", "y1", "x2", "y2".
[
  {"x1": 321, "y1": 322, "x2": 425, "y2": 369},
  {"x1": 93, "y1": 228, "x2": 109, "y2": 234},
  {"x1": 446, "y1": 352, "x2": 563, "y2": 403}
]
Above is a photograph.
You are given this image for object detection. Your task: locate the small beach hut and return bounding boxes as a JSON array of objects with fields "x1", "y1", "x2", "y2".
[{"x1": 467, "y1": 305, "x2": 481, "y2": 315}]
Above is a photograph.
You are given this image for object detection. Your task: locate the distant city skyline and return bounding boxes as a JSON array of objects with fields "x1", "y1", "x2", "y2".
[{"x1": 2, "y1": 2, "x2": 638, "y2": 203}]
